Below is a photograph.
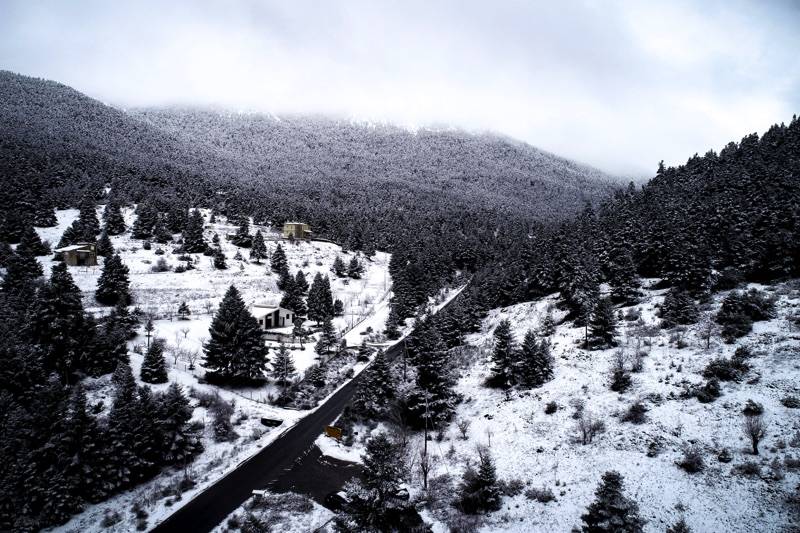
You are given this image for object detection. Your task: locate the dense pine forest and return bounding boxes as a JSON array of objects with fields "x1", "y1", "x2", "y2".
[{"x1": 1, "y1": 68, "x2": 799, "y2": 530}]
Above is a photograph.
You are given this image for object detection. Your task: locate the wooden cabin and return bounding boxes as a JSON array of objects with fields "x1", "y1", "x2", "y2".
[
  {"x1": 282, "y1": 222, "x2": 312, "y2": 240},
  {"x1": 54, "y1": 242, "x2": 97, "y2": 267},
  {"x1": 251, "y1": 304, "x2": 295, "y2": 330}
]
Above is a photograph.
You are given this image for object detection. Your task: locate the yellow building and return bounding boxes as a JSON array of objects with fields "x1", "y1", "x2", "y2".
[{"x1": 282, "y1": 222, "x2": 312, "y2": 240}]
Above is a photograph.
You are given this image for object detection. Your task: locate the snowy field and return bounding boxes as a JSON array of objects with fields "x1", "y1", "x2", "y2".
[
  {"x1": 37, "y1": 205, "x2": 397, "y2": 532},
  {"x1": 311, "y1": 280, "x2": 800, "y2": 532}
]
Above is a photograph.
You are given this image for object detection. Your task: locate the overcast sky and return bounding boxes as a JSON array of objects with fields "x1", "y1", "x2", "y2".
[{"x1": 1, "y1": 0, "x2": 798, "y2": 176}]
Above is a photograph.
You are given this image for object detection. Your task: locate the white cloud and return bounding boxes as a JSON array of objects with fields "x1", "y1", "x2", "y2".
[{"x1": 1, "y1": 0, "x2": 798, "y2": 176}]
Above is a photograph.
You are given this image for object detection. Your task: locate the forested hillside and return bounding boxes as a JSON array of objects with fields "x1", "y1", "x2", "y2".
[{"x1": 0, "y1": 70, "x2": 621, "y2": 320}]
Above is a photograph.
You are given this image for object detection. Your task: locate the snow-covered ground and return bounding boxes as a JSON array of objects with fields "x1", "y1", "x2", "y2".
[
  {"x1": 39, "y1": 206, "x2": 398, "y2": 532},
  {"x1": 310, "y1": 280, "x2": 800, "y2": 532}
]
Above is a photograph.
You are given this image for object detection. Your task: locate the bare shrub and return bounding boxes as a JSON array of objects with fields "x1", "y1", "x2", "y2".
[
  {"x1": 743, "y1": 413, "x2": 768, "y2": 455},
  {"x1": 456, "y1": 418, "x2": 471, "y2": 440},
  {"x1": 576, "y1": 410, "x2": 605, "y2": 445},
  {"x1": 525, "y1": 486, "x2": 555, "y2": 503},
  {"x1": 677, "y1": 446, "x2": 704, "y2": 473}
]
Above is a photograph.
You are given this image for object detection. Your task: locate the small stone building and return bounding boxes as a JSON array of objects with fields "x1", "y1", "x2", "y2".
[
  {"x1": 54, "y1": 242, "x2": 97, "y2": 267},
  {"x1": 251, "y1": 304, "x2": 295, "y2": 330},
  {"x1": 282, "y1": 222, "x2": 312, "y2": 240}
]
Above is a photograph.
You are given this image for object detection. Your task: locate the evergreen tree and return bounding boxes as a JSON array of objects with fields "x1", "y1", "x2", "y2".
[
  {"x1": 660, "y1": 289, "x2": 699, "y2": 328},
  {"x1": 95, "y1": 254, "x2": 131, "y2": 306},
  {"x1": 271, "y1": 243, "x2": 288, "y2": 275},
  {"x1": 588, "y1": 298, "x2": 618, "y2": 349},
  {"x1": 1, "y1": 248, "x2": 43, "y2": 291},
  {"x1": 63, "y1": 384, "x2": 107, "y2": 502},
  {"x1": 231, "y1": 216, "x2": 252, "y2": 247},
  {"x1": 317, "y1": 316, "x2": 338, "y2": 354},
  {"x1": 105, "y1": 301, "x2": 140, "y2": 339},
  {"x1": 102, "y1": 201, "x2": 126, "y2": 235},
  {"x1": 518, "y1": 330, "x2": 554, "y2": 388},
  {"x1": 158, "y1": 382, "x2": 201, "y2": 464},
  {"x1": 308, "y1": 273, "x2": 334, "y2": 324},
  {"x1": 153, "y1": 216, "x2": 173, "y2": 244},
  {"x1": 0, "y1": 241, "x2": 13, "y2": 268},
  {"x1": 332, "y1": 255, "x2": 347, "y2": 277},
  {"x1": 333, "y1": 298, "x2": 344, "y2": 316},
  {"x1": 667, "y1": 518, "x2": 692, "y2": 533},
  {"x1": 406, "y1": 323, "x2": 458, "y2": 428},
  {"x1": 85, "y1": 317, "x2": 129, "y2": 377},
  {"x1": 489, "y1": 320, "x2": 515, "y2": 389},
  {"x1": 213, "y1": 247, "x2": 227, "y2": 269},
  {"x1": 28, "y1": 261, "x2": 88, "y2": 379},
  {"x1": 307, "y1": 363, "x2": 326, "y2": 387},
  {"x1": 294, "y1": 270, "x2": 309, "y2": 294},
  {"x1": 203, "y1": 285, "x2": 269, "y2": 382},
  {"x1": 538, "y1": 310, "x2": 557, "y2": 337},
  {"x1": 141, "y1": 339, "x2": 169, "y2": 384},
  {"x1": 17, "y1": 226, "x2": 49, "y2": 256},
  {"x1": 270, "y1": 343, "x2": 296, "y2": 385},
  {"x1": 581, "y1": 471, "x2": 645, "y2": 533},
  {"x1": 352, "y1": 349, "x2": 393, "y2": 418},
  {"x1": 131, "y1": 202, "x2": 158, "y2": 240},
  {"x1": 33, "y1": 201, "x2": 58, "y2": 227},
  {"x1": 95, "y1": 230, "x2": 114, "y2": 257},
  {"x1": 347, "y1": 256, "x2": 364, "y2": 278},
  {"x1": 249, "y1": 230, "x2": 267, "y2": 263},
  {"x1": 458, "y1": 446, "x2": 502, "y2": 514},
  {"x1": 0, "y1": 209, "x2": 27, "y2": 243},
  {"x1": 384, "y1": 307, "x2": 402, "y2": 339},
  {"x1": 106, "y1": 362, "x2": 146, "y2": 490},
  {"x1": 608, "y1": 248, "x2": 640, "y2": 304},
  {"x1": 77, "y1": 194, "x2": 100, "y2": 239},
  {"x1": 181, "y1": 209, "x2": 207, "y2": 253},
  {"x1": 177, "y1": 301, "x2": 190, "y2": 319},
  {"x1": 166, "y1": 206, "x2": 188, "y2": 233},
  {"x1": 335, "y1": 434, "x2": 408, "y2": 531}
]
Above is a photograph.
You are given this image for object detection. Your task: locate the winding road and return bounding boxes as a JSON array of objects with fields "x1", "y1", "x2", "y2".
[{"x1": 152, "y1": 337, "x2": 408, "y2": 532}]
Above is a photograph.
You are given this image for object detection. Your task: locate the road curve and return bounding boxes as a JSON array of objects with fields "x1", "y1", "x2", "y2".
[{"x1": 152, "y1": 340, "x2": 405, "y2": 533}]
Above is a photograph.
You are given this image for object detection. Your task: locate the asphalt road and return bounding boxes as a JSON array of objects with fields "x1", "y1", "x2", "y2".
[{"x1": 152, "y1": 339, "x2": 406, "y2": 533}]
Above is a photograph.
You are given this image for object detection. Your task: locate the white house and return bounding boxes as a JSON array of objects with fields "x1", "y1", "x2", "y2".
[{"x1": 251, "y1": 304, "x2": 295, "y2": 330}]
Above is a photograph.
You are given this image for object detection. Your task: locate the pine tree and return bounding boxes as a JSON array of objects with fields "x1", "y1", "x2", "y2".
[
  {"x1": 249, "y1": 230, "x2": 267, "y2": 263},
  {"x1": 307, "y1": 364, "x2": 326, "y2": 387},
  {"x1": 294, "y1": 270, "x2": 309, "y2": 294},
  {"x1": 384, "y1": 307, "x2": 402, "y2": 339},
  {"x1": 33, "y1": 201, "x2": 58, "y2": 227},
  {"x1": 95, "y1": 254, "x2": 131, "y2": 306},
  {"x1": 158, "y1": 382, "x2": 201, "y2": 464},
  {"x1": 63, "y1": 384, "x2": 107, "y2": 502},
  {"x1": 308, "y1": 273, "x2": 334, "y2": 324},
  {"x1": 581, "y1": 471, "x2": 645, "y2": 533},
  {"x1": 588, "y1": 298, "x2": 618, "y2": 349},
  {"x1": 271, "y1": 343, "x2": 296, "y2": 385},
  {"x1": 177, "y1": 301, "x2": 190, "y2": 319},
  {"x1": 56, "y1": 220, "x2": 81, "y2": 249},
  {"x1": 608, "y1": 248, "x2": 640, "y2": 304},
  {"x1": 347, "y1": 256, "x2": 364, "y2": 278},
  {"x1": 660, "y1": 289, "x2": 699, "y2": 328},
  {"x1": 77, "y1": 194, "x2": 100, "y2": 239},
  {"x1": 95, "y1": 230, "x2": 114, "y2": 257},
  {"x1": 203, "y1": 285, "x2": 269, "y2": 382},
  {"x1": 271, "y1": 244, "x2": 288, "y2": 275},
  {"x1": 489, "y1": 319, "x2": 515, "y2": 389},
  {"x1": 332, "y1": 255, "x2": 347, "y2": 277},
  {"x1": 458, "y1": 446, "x2": 502, "y2": 514},
  {"x1": 231, "y1": 216, "x2": 252, "y2": 247},
  {"x1": 181, "y1": 209, "x2": 207, "y2": 253},
  {"x1": 666, "y1": 518, "x2": 692, "y2": 533},
  {"x1": 141, "y1": 339, "x2": 169, "y2": 383},
  {"x1": 86, "y1": 317, "x2": 129, "y2": 377},
  {"x1": 406, "y1": 324, "x2": 458, "y2": 429},
  {"x1": 106, "y1": 362, "x2": 146, "y2": 489},
  {"x1": 102, "y1": 201, "x2": 126, "y2": 235},
  {"x1": 17, "y1": 226, "x2": 49, "y2": 256},
  {"x1": 518, "y1": 330, "x2": 554, "y2": 388},
  {"x1": 105, "y1": 301, "x2": 140, "y2": 340},
  {"x1": 28, "y1": 261, "x2": 89, "y2": 379},
  {"x1": 153, "y1": 216, "x2": 173, "y2": 244},
  {"x1": 131, "y1": 202, "x2": 158, "y2": 240},
  {"x1": 213, "y1": 247, "x2": 227, "y2": 269},
  {"x1": 1, "y1": 248, "x2": 44, "y2": 291},
  {"x1": 352, "y1": 349, "x2": 394, "y2": 418},
  {"x1": 166, "y1": 206, "x2": 188, "y2": 233},
  {"x1": 538, "y1": 310, "x2": 557, "y2": 337},
  {"x1": 334, "y1": 299, "x2": 344, "y2": 316}
]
